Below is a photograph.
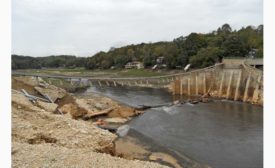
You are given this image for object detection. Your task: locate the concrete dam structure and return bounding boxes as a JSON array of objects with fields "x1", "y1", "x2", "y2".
[{"x1": 171, "y1": 61, "x2": 263, "y2": 105}]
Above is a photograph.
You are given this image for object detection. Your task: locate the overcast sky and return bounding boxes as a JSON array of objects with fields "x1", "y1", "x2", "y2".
[{"x1": 12, "y1": 0, "x2": 263, "y2": 57}]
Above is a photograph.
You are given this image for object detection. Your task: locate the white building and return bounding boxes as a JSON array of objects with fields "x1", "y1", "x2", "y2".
[{"x1": 125, "y1": 61, "x2": 144, "y2": 69}]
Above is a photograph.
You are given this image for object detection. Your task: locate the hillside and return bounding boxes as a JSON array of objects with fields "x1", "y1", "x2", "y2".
[{"x1": 12, "y1": 24, "x2": 263, "y2": 70}]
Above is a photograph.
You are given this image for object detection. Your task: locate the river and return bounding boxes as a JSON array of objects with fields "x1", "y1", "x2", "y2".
[{"x1": 82, "y1": 85, "x2": 263, "y2": 168}]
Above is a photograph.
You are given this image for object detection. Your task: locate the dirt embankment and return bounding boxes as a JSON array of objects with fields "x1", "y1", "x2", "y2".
[{"x1": 12, "y1": 76, "x2": 168, "y2": 168}]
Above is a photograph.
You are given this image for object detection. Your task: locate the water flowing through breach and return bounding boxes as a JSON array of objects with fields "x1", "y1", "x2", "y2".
[{"x1": 82, "y1": 85, "x2": 263, "y2": 168}]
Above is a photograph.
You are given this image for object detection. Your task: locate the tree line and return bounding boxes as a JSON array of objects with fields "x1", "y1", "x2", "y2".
[
  {"x1": 12, "y1": 24, "x2": 263, "y2": 70},
  {"x1": 12, "y1": 55, "x2": 86, "y2": 69}
]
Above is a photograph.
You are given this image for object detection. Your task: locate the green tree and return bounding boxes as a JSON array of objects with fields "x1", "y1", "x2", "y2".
[
  {"x1": 221, "y1": 23, "x2": 232, "y2": 33},
  {"x1": 255, "y1": 48, "x2": 263, "y2": 58},
  {"x1": 143, "y1": 54, "x2": 154, "y2": 67},
  {"x1": 222, "y1": 35, "x2": 247, "y2": 57},
  {"x1": 190, "y1": 47, "x2": 223, "y2": 68},
  {"x1": 184, "y1": 33, "x2": 207, "y2": 56}
]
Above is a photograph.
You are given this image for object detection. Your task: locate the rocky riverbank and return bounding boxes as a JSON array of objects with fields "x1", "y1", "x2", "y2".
[{"x1": 11, "y1": 76, "x2": 169, "y2": 168}]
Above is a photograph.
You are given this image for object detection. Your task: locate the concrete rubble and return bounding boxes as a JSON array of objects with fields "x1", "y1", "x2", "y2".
[
  {"x1": 36, "y1": 101, "x2": 58, "y2": 113},
  {"x1": 34, "y1": 85, "x2": 67, "y2": 102}
]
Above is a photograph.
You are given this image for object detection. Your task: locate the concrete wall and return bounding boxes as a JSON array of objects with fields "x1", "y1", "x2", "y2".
[
  {"x1": 222, "y1": 58, "x2": 263, "y2": 66},
  {"x1": 171, "y1": 64, "x2": 263, "y2": 105}
]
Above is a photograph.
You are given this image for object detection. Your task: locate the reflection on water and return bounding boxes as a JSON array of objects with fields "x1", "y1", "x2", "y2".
[{"x1": 85, "y1": 85, "x2": 263, "y2": 168}]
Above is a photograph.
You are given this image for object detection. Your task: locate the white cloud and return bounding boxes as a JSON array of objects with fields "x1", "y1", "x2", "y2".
[{"x1": 12, "y1": 0, "x2": 263, "y2": 56}]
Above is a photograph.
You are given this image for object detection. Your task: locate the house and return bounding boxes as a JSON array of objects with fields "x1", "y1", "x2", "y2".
[
  {"x1": 125, "y1": 61, "x2": 144, "y2": 69},
  {"x1": 152, "y1": 57, "x2": 166, "y2": 70}
]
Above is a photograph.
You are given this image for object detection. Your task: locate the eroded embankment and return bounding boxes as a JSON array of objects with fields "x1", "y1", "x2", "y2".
[{"x1": 12, "y1": 76, "x2": 169, "y2": 168}]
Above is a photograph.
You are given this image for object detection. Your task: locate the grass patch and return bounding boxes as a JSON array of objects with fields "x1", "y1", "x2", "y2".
[
  {"x1": 15, "y1": 68, "x2": 169, "y2": 77},
  {"x1": 118, "y1": 69, "x2": 166, "y2": 77}
]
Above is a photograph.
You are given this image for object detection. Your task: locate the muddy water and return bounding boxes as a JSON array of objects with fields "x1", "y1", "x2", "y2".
[{"x1": 84, "y1": 86, "x2": 263, "y2": 168}]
